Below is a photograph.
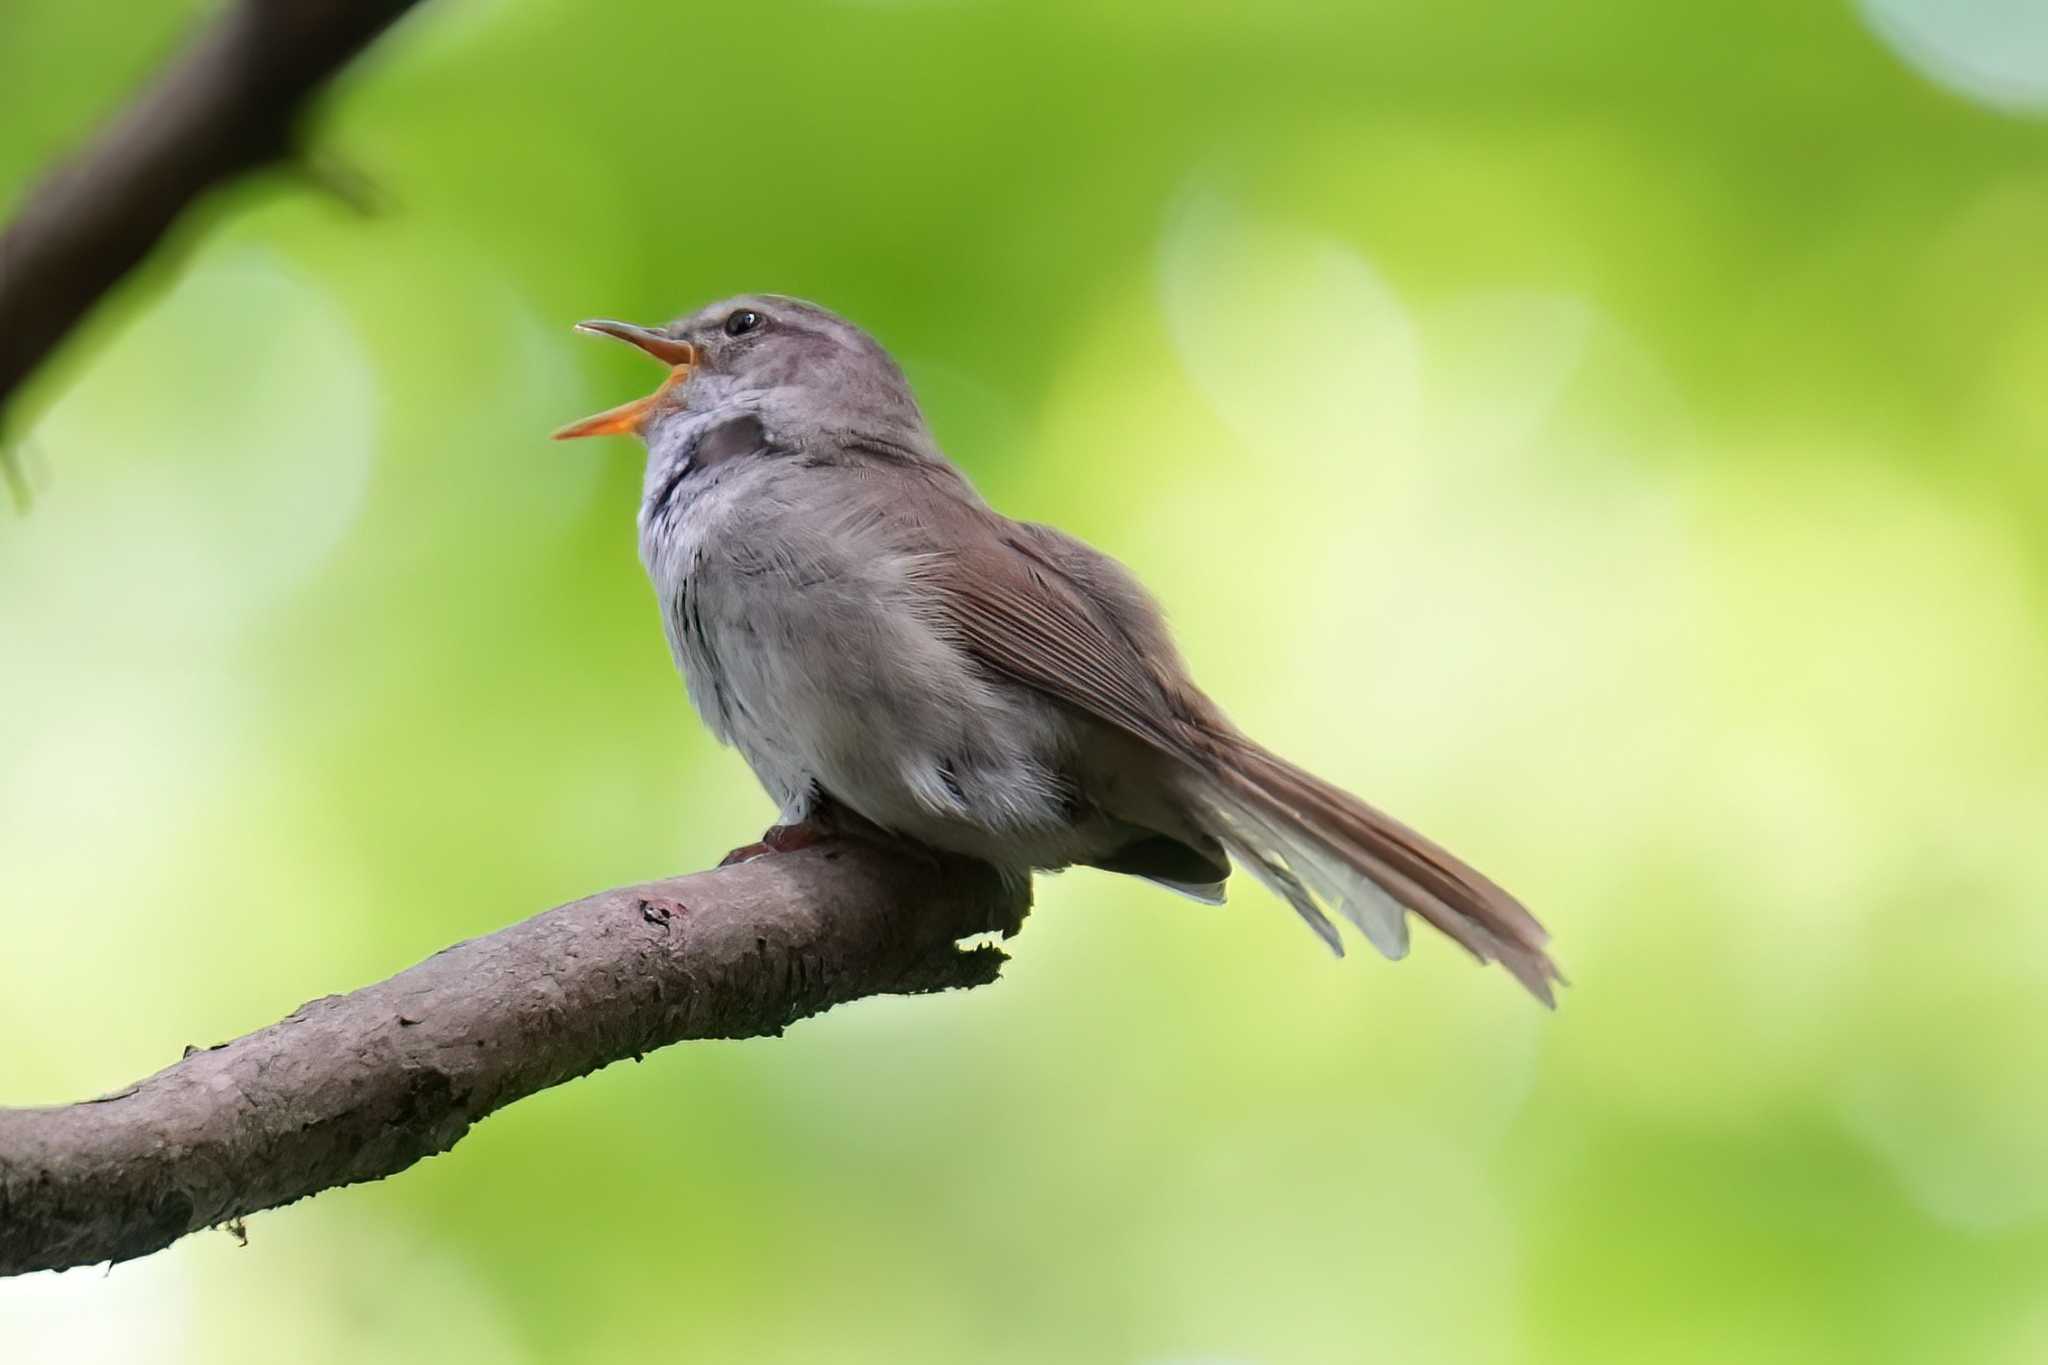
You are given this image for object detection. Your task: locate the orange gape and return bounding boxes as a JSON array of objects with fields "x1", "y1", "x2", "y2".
[
  {"x1": 552, "y1": 364, "x2": 693, "y2": 440},
  {"x1": 553, "y1": 322, "x2": 698, "y2": 439}
]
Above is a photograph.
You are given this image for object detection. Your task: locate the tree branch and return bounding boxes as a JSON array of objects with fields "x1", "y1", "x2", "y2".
[
  {"x1": 0, "y1": 0, "x2": 425, "y2": 420},
  {"x1": 0, "y1": 843, "x2": 1028, "y2": 1278}
]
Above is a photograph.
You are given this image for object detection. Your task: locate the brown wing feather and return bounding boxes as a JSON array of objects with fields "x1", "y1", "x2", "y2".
[{"x1": 903, "y1": 492, "x2": 1192, "y2": 751}]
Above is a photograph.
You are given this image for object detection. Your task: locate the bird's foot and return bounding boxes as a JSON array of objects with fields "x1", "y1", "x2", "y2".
[
  {"x1": 715, "y1": 810, "x2": 1027, "y2": 937},
  {"x1": 719, "y1": 819, "x2": 829, "y2": 867}
]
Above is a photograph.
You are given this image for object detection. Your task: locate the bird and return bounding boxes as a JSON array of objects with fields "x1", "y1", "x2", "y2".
[{"x1": 554, "y1": 294, "x2": 1560, "y2": 1004}]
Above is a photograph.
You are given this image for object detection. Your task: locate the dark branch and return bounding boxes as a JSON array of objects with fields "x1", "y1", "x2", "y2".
[
  {"x1": 0, "y1": 0, "x2": 425, "y2": 419},
  {"x1": 0, "y1": 843, "x2": 1028, "y2": 1277}
]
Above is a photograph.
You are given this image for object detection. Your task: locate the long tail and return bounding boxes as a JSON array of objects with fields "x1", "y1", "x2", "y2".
[{"x1": 1188, "y1": 729, "x2": 1562, "y2": 1006}]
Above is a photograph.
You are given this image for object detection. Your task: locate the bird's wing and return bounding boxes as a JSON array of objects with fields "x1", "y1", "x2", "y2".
[
  {"x1": 900, "y1": 480, "x2": 1559, "y2": 1003},
  {"x1": 910, "y1": 493, "x2": 1201, "y2": 757}
]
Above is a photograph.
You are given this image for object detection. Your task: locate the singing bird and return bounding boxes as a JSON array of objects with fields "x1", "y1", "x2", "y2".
[{"x1": 556, "y1": 295, "x2": 1560, "y2": 1003}]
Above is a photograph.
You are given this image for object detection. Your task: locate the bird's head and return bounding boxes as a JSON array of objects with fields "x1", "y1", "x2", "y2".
[{"x1": 552, "y1": 294, "x2": 930, "y2": 460}]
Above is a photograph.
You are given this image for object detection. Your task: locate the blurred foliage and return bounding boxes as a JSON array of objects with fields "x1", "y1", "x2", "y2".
[{"x1": 4, "y1": 0, "x2": 2047, "y2": 1361}]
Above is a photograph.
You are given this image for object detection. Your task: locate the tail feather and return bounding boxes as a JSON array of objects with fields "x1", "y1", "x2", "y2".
[
  {"x1": 1191, "y1": 730, "x2": 1562, "y2": 1006},
  {"x1": 1212, "y1": 826, "x2": 1345, "y2": 955}
]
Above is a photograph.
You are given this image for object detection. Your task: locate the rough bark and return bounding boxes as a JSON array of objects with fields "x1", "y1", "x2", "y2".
[
  {"x1": 0, "y1": 842, "x2": 1027, "y2": 1277},
  {"x1": 0, "y1": 0, "x2": 425, "y2": 417}
]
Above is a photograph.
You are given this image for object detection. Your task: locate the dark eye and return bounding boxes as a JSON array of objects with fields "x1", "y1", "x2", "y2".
[{"x1": 723, "y1": 309, "x2": 763, "y2": 338}]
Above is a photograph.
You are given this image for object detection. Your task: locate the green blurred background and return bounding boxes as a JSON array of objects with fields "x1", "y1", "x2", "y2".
[{"x1": 4, "y1": 0, "x2": 2046, "y2": 1360}]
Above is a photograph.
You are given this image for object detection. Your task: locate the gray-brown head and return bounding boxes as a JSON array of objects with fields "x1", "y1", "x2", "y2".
[{"x1": 553, "y1": 294, "x2": 935, "y2": 466}]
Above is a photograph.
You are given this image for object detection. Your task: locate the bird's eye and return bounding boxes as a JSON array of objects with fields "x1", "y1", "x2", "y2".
[{"x1": 723, "y1": 309, "x2": 764, "y2": 338}]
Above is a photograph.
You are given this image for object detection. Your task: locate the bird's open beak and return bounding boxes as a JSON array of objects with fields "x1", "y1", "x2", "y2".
[{"x1": 552, "y1": 320, "x2": 699, "y2": 440}]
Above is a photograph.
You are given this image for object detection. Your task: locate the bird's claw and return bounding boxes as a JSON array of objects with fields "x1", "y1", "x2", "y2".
[{"x1": 719, "y1": 819, "x2": 828, "y2": 866}]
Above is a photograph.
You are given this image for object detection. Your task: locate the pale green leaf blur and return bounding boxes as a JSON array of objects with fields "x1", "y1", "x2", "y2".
[{"x1": 3, "y1": 0, "x2": 2046, "y2": 1360}]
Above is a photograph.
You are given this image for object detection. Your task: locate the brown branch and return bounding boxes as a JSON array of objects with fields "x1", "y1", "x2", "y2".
[
  {"x1": 0, "y1": 843, "x2": 1028, "y2": 1277},
  {"x1": 0, "y1": 0, "x2": 425, "y2": 420}
]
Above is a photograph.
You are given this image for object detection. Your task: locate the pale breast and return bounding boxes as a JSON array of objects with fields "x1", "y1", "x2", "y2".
[{"x1": 643, "y1": 460, "x2": 1081, "y2": 858}]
